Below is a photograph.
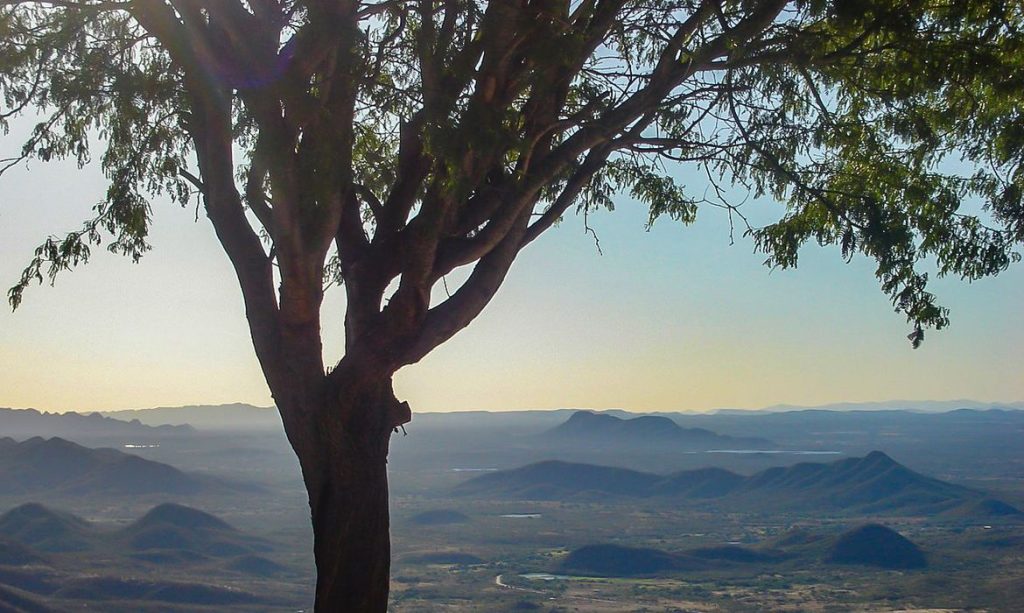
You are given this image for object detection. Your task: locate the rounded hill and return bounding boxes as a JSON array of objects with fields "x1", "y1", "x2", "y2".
[
  {"x1": 0, "y1": 503, "x2": 92, "y2": 552},
  {"x1": 134, "y1": 503, "x2": 233, "y2": 532},
  {"x1": 826, "y1": 524, "x2": 926, "y2": 569}
]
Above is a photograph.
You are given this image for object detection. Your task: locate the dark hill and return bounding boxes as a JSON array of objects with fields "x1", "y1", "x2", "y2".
[
  {"x1": 558, "y1": 544, "x2": 685, "y2": 576},
  {"x1": 0, "y1": 504, "x2": 93, "y2": 553},
  {"x1": 826, "y1": 524, "x2": 926, "y2": 569},
  {"x1": 544, "y1": 411, "x2": 774, "y2": 449},
  {"x1": 409, "y1": 509, "x2": 471, "y2": 526},
  {"x1": 135, "y1": 503, "x2": 234, "y2": 532},
  {"x1": 456, "y1": 452, "x2": 998, "y2": 515},
  {"x1": 0, "y1": 438, "x2": 222, "y2": 497},
  {"x1": 120, "y1": 503, "x2": 269, "y2": 558}
]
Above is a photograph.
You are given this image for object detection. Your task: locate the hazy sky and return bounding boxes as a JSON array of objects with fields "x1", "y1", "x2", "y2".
[{"x1": 1, "y1": 121, "x2": 1022, "y2": 413}]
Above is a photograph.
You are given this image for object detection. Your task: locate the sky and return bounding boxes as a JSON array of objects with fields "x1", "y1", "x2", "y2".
[{"x1": 1, "y1": 120, "x2": 1022, "y2": 414}]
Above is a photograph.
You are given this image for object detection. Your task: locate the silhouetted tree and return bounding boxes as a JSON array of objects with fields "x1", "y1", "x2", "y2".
[{"x1": 2, "y1": 1, "x2": 1022, "y2": 610}]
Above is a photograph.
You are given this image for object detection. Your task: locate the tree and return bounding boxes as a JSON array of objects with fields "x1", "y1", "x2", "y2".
[{"x1": 2, "y1": 0, "x2": 1021, "y2": 610}]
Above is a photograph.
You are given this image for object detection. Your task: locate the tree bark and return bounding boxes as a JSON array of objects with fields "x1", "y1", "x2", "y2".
[
  {"x1": 308, "y1": 436, "x2": 391, "y2": 612},
  {"x1": 281, "y1": 376, "x2": 410, "y2": 613}
]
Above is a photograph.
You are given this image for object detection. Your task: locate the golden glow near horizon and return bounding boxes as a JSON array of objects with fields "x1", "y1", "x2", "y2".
[{"x1": 1, "y1": 130, "x2": 1022, "y2": 414}]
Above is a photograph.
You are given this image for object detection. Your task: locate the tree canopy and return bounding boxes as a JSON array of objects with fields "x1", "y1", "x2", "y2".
[
  {"x1": 3, "y1": 1, "x2": 1022, "y2": 354},
  {"x1": 3, "y1": 1, "x2": 1023, "y2": 609}
]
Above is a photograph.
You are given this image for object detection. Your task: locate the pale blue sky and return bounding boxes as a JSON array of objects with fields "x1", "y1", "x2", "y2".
[{"x1": 1, "y1": 120, "x2": 1021, "y2": 412}]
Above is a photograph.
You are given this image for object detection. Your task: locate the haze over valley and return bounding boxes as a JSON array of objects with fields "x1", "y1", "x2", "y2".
[{"x1": 0, "y1": 401, "x2": 1021, "y2": 611}]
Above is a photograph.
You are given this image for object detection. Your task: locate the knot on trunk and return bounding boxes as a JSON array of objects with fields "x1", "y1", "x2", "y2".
[{"x1": 389, "y1": 400, "x2": 412, "y2": 430}]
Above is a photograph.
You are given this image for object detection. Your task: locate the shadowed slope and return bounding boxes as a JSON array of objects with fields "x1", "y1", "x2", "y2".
[
  {"x1": 826, "y1": 524, "x2": 927, "y2": 569},
  {"x1": 0, "y1": 438, "x2": 261, "y2": 497},
  {"x1": 0, "y1": 438, "x2": 203, "y2": 496},
  {"x1": 120, "y1": 503, "x2": 270, "y2": 558},
  {"x1": 456, "y1": 452, "x2": 1006, "y2": 516},
  {"x1": 0, "y1": 504, "x2": 92, "y2": 553}
]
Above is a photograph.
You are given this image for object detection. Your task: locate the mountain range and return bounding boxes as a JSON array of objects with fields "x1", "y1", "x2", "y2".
[
  {"x1": 100, "y1": 403, "x2": 281, "y2": 430},
  {"x1": 454, "y1": 451, "x2": 1021, "y2": 517},
  {"x1": 0, "y1": 437, "x2": 253, "y2": 497},
  {"x1": 0, "y1": 407, "x2": 193, "y2": 440}
]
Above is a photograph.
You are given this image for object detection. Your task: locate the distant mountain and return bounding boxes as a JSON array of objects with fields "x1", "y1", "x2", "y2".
[
  {"x1": 542, "y1": 411, "x2": 774, "y2": 450},
  {"x1": 755, "y1": 399, "x2": 1024, "y2": 413},
  {"x1": 455, "y1": 452, "x2": 1017, "y2": 516},
  {"x1": 100, "y1": 404, "x2": 281, "y2": 431},
  {"x1": 0, "y1": 407, "x2": 193, "y2": 440},
  {"x1": 826, "y1": 524, "x2": 926, "y2": 569},
  {"x1": 455, "y1": 460, "x2": 661, "y2": 500},
  {"x1": 664, "y1": 407, "x2": 1024, "y2": 457},
  {"x1": 0, "y1": 437, "x2": 239, "y2": 497}
]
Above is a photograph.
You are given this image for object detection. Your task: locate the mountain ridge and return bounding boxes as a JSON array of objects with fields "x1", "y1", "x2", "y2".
[
  {"x1": 542, "y1": 410, "x2": 775, "y2": 449},
  {"x1": 0, "y1": 407, "x2": 193, "y2": 440},
  {"x1": 454, "y1": 452, "x2": 1013, "y2": 516},
  {"x1": 100, "y1": 403, "x2": 280, "y2": 430}
]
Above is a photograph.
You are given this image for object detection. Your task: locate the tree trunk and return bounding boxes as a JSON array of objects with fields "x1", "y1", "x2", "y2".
[
  {"x1": 308, "y1": 436, "x2": 391, "y2": 611},
  {"x1": 281, "y1": 376, "x2": 410, "y2": 613}
]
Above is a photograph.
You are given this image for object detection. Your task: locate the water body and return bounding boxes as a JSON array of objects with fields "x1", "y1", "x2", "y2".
[
  {"x1": 123, "y1": 444, "x2": 160, "y2": 449},
  {"x1": 705, "y1": 449, "x2": 841, "y2": 455},
  {"x1": 500, "y1": 513, "x2": 542, "y2": 519},
  {"x1": 521, "y1": 573, "x2": 571, "y2": 581}
]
